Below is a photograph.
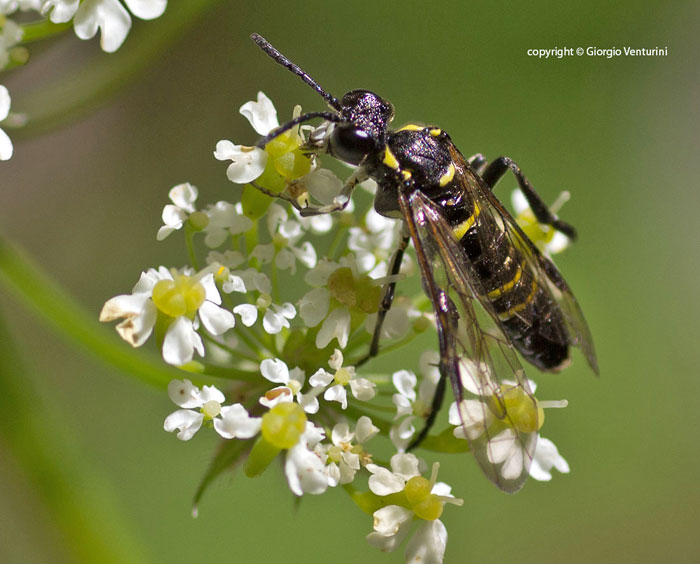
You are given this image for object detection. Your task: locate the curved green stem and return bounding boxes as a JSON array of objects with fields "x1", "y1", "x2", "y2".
[
  {"x1": 20, "y1": 19, "x2": 72, "y2": 43},
  {"x1": 0, "y1": 233, "x2": 196, "y2": 388}
]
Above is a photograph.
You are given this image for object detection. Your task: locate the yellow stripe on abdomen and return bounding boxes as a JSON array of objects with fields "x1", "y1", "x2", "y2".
[
  {"x1": 487, "y1": 264, "x2": 523, "y2": 300},
  {"x1": 453, "y1": 202, "x2": 481, "y2": 240}
]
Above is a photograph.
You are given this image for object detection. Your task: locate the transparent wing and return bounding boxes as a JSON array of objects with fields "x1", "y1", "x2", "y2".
[
  {"x1": 448, "y1": 144, "x2": 598, "y2": 374},
  {"x1": 402, "y1": 189, "x2": 538, "y2": 493}
]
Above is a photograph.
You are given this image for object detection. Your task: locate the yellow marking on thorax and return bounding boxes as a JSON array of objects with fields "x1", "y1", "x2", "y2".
[
  {"x1": 398, "y1": 124, "x2": 424, "y2": 132},
  {"x1": 439, "y1": 163, "x2": 456, "y2": 187},
  {"x1": 401, "y1": 170, "x2": 412, "y2": 180},
  {"x1": 429, "y1": 128, "x2": 442, "y2": 137},
  {"x1": 383, "y1": 146, "x2": 400, "y2": 170},
  {"x1": 498, "y1": 279, "x2": 538, "y2": 320},
  {"x1": 452, "y1": 202, "x2": 481, "y2": 240},
  {"x1": 487, "y1": 264, "x2": 523, "y2": 300}
]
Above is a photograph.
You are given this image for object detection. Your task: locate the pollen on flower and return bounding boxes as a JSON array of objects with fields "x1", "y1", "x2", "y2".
[
  {"x1": 151, "y1": 275, "x2": 206, "y2": 318},
  {"x1": 262, "y1": 402, "x2": 307, "y2": 449}
]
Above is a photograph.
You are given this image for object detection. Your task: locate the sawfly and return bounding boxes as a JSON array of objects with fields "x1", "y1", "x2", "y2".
[{"x1": 248, "y1": 33, "x2": 598, "y2": 493}]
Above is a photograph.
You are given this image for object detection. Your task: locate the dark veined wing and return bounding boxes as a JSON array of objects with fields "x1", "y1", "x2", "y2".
[
  {"x1": 399, "y1": 187, "x2": 538, "y2": 494},
  {"x1": 448, "y1": 144, "x2": 599, "y2": 374}
]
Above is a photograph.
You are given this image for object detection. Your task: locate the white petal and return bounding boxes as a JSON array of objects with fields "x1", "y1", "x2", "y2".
[
  {"x1": 233, "y1": 303, "x2": 258, "y2": 327},
  {"x1": 198, "y1": 301, "x2": 235, "y2": 335},
  {"x1": 239, "y1": 91, "x2": 279, "y2": 136},
  {"x1": 167, "y1": 379, "x2": 201, "y2": 408},
  {"x1": 297, "y1": 390, "x2": 320, "y2": 414},
  {"x1": 487, "y1": 428, "x2": 517, "y2": 464},
  {"x1": 301, "y1": 421, "x2": 325, "y2": 447},
  {"x1": 163, "y1": 409, "x2": 203, "y2": 441},
  {"x1": 349, "y1": 378, "x2": 376, "y2": 401},
  {"x1": 198, "y1": 273, "x2": 221, "y2": 305},
  {"x1": 168, "y1": 182, "x2": 198, "y2": 212},
  {"x1": 372, "y1": 505, "x2": 413, "y2": 536},
  {"x1": 162, "y1": 316, "x2": 201, "y2": 365},
  {"x1": 197, "y1": 384, "x2": 225, "y2": 405},
  {"x1": 529, "y1": 437, "x2": 570, "y2": 481},
  {"x1": 405, "y1": 519, "x2": 447, "y2": 564},
  {"x1": 355, "y1": 416, "x2": 380, "y2": 444},
  {"x1": 323, "y1": 384, "x2": 347, "y2": 409},
  {"x1": 298, "y1": 287, "x2": 330, "y2": 328},
  {"x1": 303, "y1": 168, "x2": 343, "y2": 204},
  {"x1": 123, "y1": 0, "x2": 166, "y2": 20},
  {"x1": 260, "y1": 358, "x2": 290, "y2": 384},
  {"x1": 262, "y1": 309, "x2": 288, "y2": 334},
  {"x1": 213, "y1": 140, "x2": 267, "y2": 184},
  {"x1": 275, "y1": 248, "x2": 297, "y2": 273},
  {"x1": 331, "y1": 422, "x2": 352, "y2": 445},
  {"x1": 0, "y1": 85, "x2": 10, "y2": 121},
  {"x1": 222, "y1": 274, "x2": 246, "y2": 294},
  {"x1": 315, "y1": 307, "x2": 351, "y2": 349},
  {"x1": 133, "y1": 267, "x2": 170, "y2": 294},
  {"x1": 511, "y1": 189, "x2": 529, "y2": 214},
  {"x1": 284, "y1": 443, "x2": 328, "y2": 496},
  {"x1": 160, "y1": 204, "x2": 187, "y2": 229},
  {"x1": 73, "y1": 0, "x2": 132, "y2": 53},
  {"x1": 0, "y1": 127, "x2": 13, "y2": 161},
  {"x1": 259, "y1": 386, "x2": 293, "y2": 409},
  {"x1": 389, "y1": 453, "x2": 421, "y2": 481},
  {"x1": 42, "y1": 0, "x2": 80, "y2": 23},
  {"x1": 250, "y1": 243, "x2": 275, "y2": 264},
  {"x1": 291, "y1": 241, "x2": 317, "y2": 269},
  {"x1": 308, "y1": 368, "x2": 333, "y2": 388},
  {"x1": 367, "y1": 465, "x2": 405, "y2": 496},
  {"x1": 214, "y1": 404, "x2": 262, "y2": 439},
  {"x1": 392, "y1": 369, "x2": 417, "y2": 400}
]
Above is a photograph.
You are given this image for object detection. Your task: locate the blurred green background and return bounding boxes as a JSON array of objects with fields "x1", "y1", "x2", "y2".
[{"x1": 1, "y1": 1, "x2": 698, "y2": 562}]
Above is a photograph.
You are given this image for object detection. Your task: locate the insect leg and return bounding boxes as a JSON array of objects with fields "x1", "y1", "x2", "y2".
[
  {"x1": 298, "y1": 168, "x2": 367, "y2": 216},
  {"x1": 467, "y1": 153, "x2": 488, "y2": 173},
  {"x1": 357, "y1": 229, "x2": 410, "y2": 367},
  {"x1": 250, "y1": 167, "x2": 366, "y2": 216},
  {"x1": 397, "y1": 189, "x2": 460, "y2": 450},
  {"x1": 480, "y1": 156, "x2": 577, "y2": 240}
]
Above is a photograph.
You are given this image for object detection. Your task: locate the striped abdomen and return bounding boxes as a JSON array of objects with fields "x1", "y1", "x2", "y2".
[{"x1": 441, "y1": 195, "x2": 569, "y2": 372}]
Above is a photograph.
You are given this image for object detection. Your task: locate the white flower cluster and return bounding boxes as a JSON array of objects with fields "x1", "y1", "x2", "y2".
[
  {"x1": 100, "y1": 92, "x2": 573, "y2": 564},
  {"x1": 0, "y1": 1, "x2": 169, "y2": 163}
]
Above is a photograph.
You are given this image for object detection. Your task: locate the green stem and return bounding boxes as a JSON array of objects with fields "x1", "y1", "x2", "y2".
[
  {"x1": 199, "y1": 330, "x2": 260, "y2": 363},
  {"x1": 20, "y1": 19, "x2": 72, "y2": 43},
  {"x1": 0, "y1": 310, "x2": 153, "y2": 563},
  {"x1": 185, "y1": 224, "x2": 200, "y2": 271},
  {"x1": 0, "y1": 234, "x2": 197, "y2": 388}
]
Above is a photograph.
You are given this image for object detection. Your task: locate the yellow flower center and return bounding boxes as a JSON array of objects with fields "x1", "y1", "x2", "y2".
[
  {"x1": 334, "y1": 367, "x2": 352, "y2": 386},
  {"x1": 151, "y1": 275, "x2": 206, "y2": 318},
  {"x1": 261, "y1": 402, "x2": 307, "y2": 450},
  {"x1": 499, "y1": 386, "x2": 544, "y2": 433},
  {"x1": 265, "y1": 131, "x2": 312, "y2": 180},
  {"x1": 201, "y1": 400, "x2": 221, "y2": 420},
  {"x1": 404, "y1": 476, "x2": 444, "y2": 521}
]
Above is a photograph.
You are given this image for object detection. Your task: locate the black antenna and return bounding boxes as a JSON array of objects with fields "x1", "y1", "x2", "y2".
[
  {"x1": 256, "y1": 112, "x2": 342, "y2": 149},
  {"x1": 250, "y1": 33, "x2": 341, "y2": 112}
]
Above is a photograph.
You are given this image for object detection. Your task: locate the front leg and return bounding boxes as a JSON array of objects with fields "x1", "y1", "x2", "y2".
[
  {"x1": 251, "y1": 167, "x2": 367, "y2": 216},
  {"x1": 480, "y1": 156, "x2": 577, "y2": 240}
]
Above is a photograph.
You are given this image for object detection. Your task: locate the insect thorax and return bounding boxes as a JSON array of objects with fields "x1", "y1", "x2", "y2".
[{"x1": 372, "y1": 126, "x2": 463, "y2": 219}]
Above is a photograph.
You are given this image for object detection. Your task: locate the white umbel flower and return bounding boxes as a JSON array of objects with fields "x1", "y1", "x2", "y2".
[
  {"x1": 0, "y1": 85, "x2": 14, "y2": 160},
  {"x1": 42, "y1": 0, "x2": 167, "y2": 53}
]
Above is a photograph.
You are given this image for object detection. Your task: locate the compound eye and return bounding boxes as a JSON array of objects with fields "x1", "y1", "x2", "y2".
[{"x1": 329, "y1": 124, "x2": 376, "y2": 165}]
